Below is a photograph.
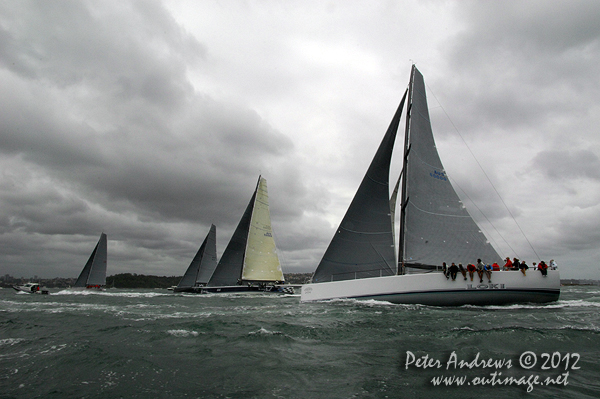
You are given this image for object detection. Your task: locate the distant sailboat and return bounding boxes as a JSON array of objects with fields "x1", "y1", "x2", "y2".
[
  {"x1": 203, "y1": 176, "x2": 289, "y2": 293},
  {"x1": 72, "y1": 233, "x2": 107, "y2": 289},
  {"x1": 173, "y1": 224, "x2": 218, "y2": 293},
  {"x1": 301, "y1": 65, "x2": 560, "y2": 305}
]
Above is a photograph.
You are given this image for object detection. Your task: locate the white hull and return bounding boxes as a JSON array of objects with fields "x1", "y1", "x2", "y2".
[
  {"x1": 13, "y1": 284, "x2": 49, "y2": 295},
  {"x1": 301, "y1": 270, "x2": 560, "y2": 306}
]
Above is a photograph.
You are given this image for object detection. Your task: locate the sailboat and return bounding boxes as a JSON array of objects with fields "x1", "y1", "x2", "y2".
[
  {"x1": 202, "y1": 176, "x2": 290, "y2": 293},
  {"x1": 72, "y1": 233, "x2": 108, "y2": 290},
  {"x1": 301, "y1": 65, "x2": 560, "y2": 306},
  {"x1": 173, "y1": 224, "x2": 218, "y2": 293}
]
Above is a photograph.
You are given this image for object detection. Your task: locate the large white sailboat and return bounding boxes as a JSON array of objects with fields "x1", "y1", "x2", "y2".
[
  {"x1": 173, "y1": 224, "x2": 218, "y2": 293},
  {"x1": 72, "y1": 233, "x2": 108, "y2": 290},
  {"x1": 301, "y1": 65, "x2": 560, "y2": 305},
  {"x1": 202, "y1": 176, "x2": 290, "y2": 293}
]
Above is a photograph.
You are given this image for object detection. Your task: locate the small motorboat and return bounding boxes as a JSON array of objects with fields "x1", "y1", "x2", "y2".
[{"x1": 13, "y1": 282, "x2": 49, "y2": 295}]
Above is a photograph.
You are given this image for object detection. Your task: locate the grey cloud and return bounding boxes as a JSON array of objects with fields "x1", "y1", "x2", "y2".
[
  {"x1": 0, "y1": 1, "x2": 309, "y2": 278},
  {"x1": 531, "y1": 149, "x2": 600, "y2": 180},
  {"x1": 1, "y1": 1, "x2": 599, "y2": 280},
  {"x1": 434, "y1": 1, "x2": 600, "y2": 136}
]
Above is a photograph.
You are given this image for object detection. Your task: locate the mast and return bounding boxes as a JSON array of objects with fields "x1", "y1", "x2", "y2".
[
  {"x1": 389, "y1": 172, "x2": 402, "y2": 268},
  {"x1": 398, "y1": 65, "x2": 415, "y2": 275},
  {"x1": 240, "y1": 175, "x2": 262, "y2": 281}
]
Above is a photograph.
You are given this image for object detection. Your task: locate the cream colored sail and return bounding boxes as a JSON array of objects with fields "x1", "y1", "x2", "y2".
[{"x1": 241, "y1": 177, "x2": 284, "y2": 282}]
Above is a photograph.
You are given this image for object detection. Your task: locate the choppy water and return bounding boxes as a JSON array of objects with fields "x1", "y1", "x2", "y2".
[{"x1": 1, "y1": 286, "x2": 599, "y2": 398}]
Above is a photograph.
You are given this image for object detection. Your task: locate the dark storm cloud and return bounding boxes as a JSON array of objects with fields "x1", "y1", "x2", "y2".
[
  {"x1": 0, "y1": 0, "x2": 296, "y2": 220},
  {"x1": 1, "y1": 0, "x2": 599, "y2": 280},
  {"x1": 434, "y1": 0, "x2": 600, "y2": 135},
  {"x1": 0, "y1": 0, "x2": 306, "y2": 277}
]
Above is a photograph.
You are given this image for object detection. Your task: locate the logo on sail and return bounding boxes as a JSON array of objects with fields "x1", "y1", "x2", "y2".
[{"x1": 430, "y1": 170, "x2": 448, "y2": 181}]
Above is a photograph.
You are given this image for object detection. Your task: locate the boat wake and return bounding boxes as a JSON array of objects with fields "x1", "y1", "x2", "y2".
[{"x1": 461, "y1": 299, "x2": 600, "y2": 310}]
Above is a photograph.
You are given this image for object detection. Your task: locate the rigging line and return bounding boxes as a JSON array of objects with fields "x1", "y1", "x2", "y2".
[
  {"x1": 370, "y1": 242, "x2": 395, "y2": 272},
  {"x1": 448, "y1": 176, "x2": 518, "y2": 257},
  {"x1": 425, "y1": 84, "x2": 541, "y2": 261}
]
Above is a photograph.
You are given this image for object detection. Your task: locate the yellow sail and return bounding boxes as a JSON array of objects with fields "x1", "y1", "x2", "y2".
[{"x1": 241, "y1": 177, "x2": 284, "y2": 282}]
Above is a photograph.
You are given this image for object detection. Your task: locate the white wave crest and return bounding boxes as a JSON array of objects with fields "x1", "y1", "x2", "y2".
[
  {"x1": 167, "y1": 329, "x2": 200, "y2": 337},
  {"x1": 0, "y1": 338, "x2": 25, "y2": 346},
  {"x1": 248, "y1": 327, "x2": 283, "y2": 336}
]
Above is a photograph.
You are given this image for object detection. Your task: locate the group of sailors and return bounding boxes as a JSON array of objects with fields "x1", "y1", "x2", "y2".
[
  {"x1": 503, "y1": 257, "x2": 558, "y2": 277},
  {"x1": 441, "y1": 258, "x2": 557, "y2": 283}
]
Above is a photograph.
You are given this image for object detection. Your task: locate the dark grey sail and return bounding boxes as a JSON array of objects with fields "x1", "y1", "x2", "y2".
[
  {"x1": 73, "y1": 233, "x2": 107, "y2": 287},
  {"x1": 207, "y1": 181, "x2": 258, "y2": 287},
  {"x1": 399, "y1": 66, "x2": 502, "y2": 270},
  {"x1": 175, "y1": 225, "x2": 217, "y2": 291},
  {"x1": 312, "y1": 91, "x2": 407, "y2": 283}
]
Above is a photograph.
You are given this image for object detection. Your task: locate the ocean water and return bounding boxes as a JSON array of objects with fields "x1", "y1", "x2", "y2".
[{"x1": 1, "y1": 286, "x2": 599, "y2": 399}]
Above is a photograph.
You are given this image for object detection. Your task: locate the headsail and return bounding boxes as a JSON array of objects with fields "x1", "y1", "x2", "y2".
[
  {"x1": 207, "y1": 176, "x2": 283, "y2": 286},
  {"x1": 312, "y1": 91, "x2": 407, "y2": 283},
  {"x1": 242, "y1": 177, "x2": 284, "y2": 282},
  {"x1": 73, "y1": 233, "x2": 107, "y2": 287},
  {"x1": 176, "y1": 224, "x2": 217, "y2": 289},
  {"x1": 399, "y1": 66, "x2": 502, "y2": 269}
]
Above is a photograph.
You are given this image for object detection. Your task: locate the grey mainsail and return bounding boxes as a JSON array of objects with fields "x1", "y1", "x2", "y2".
[
  {"x1": 399, "y1": 66, "x2": 502, "y2": 269},
  {"x1": 312, "y1": 91, "x2": 407, "y2": 283},
  {"x1": 206, "y1": 180, "x2": 258, "y2": 287},
  {"x1": 176, "y1": 224, "x2": 217, "y2": 290},
  {"x1": 73, "y1": 233, "x2": 107, "y2": 287}
]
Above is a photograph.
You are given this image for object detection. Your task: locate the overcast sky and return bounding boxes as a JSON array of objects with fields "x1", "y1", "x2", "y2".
[{"x1": 1, "y1": 0, "x2": 599, "y2": 280}]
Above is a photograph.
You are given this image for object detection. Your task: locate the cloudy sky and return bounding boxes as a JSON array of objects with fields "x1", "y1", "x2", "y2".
[{"x1": 1, "y1": 0, "x2": 599, "y2": 280}]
